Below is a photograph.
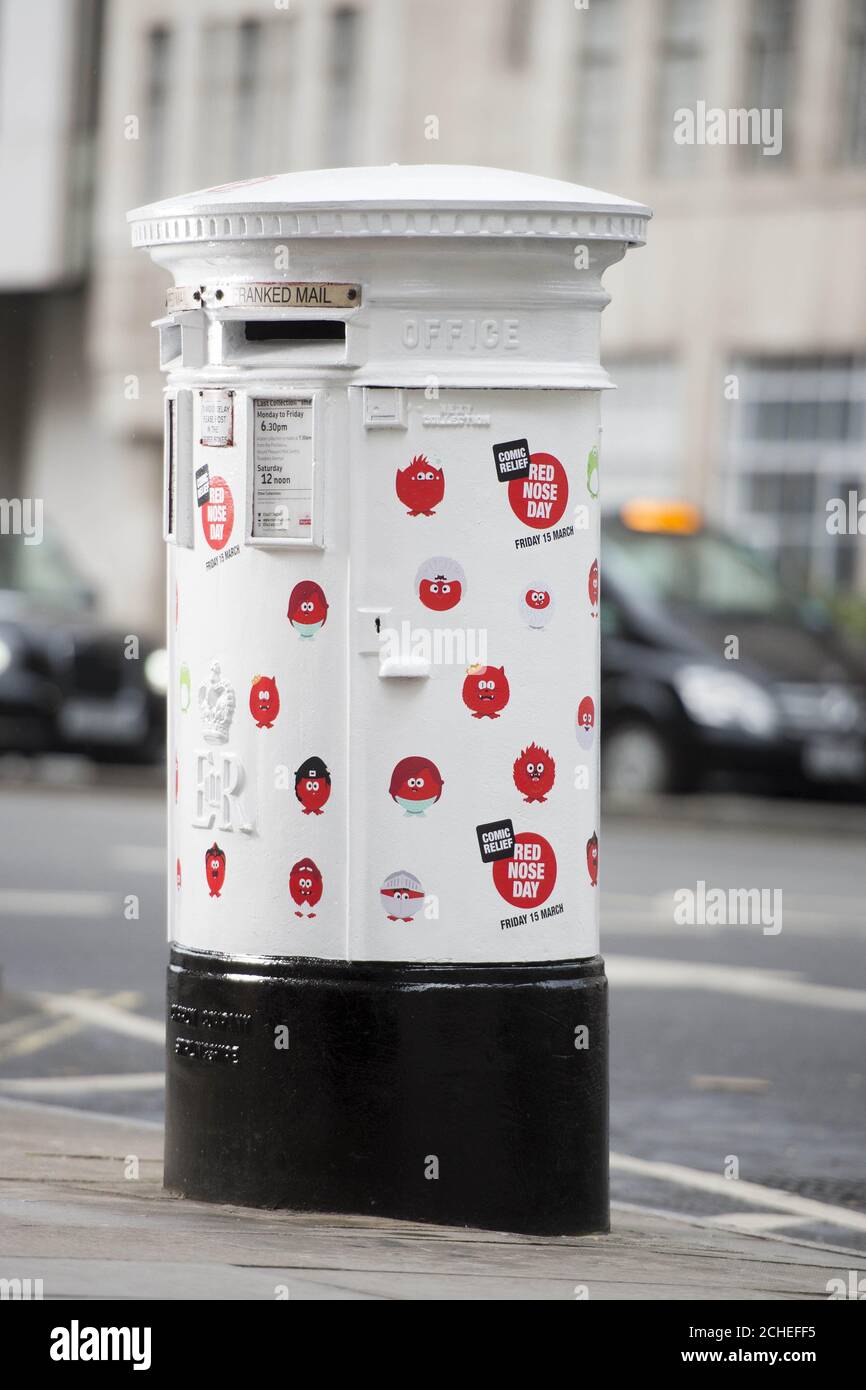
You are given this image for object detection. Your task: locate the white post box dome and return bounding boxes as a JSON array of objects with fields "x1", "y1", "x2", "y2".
[{"x1": 130, "y1": 165, "x2": 650, "y2": 1235}]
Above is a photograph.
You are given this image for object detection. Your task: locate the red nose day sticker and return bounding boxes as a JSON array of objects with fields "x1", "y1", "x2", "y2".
[
  {"x1": 508, "y1": 452, "x2": 568, "y2": 529},
  {"x1": 201, "y1": 475, "x2": 234, "y2": 551},
  {"x1": 492, "y1": 831, "x2": 557, "y2": 906}
]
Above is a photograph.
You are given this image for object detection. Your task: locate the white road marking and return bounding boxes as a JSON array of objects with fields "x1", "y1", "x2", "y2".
[
  {"x1": 0, "y1": 991, "x2": 143, "y2": 1063},
  {"x1": 706, "y1": 1211, "x2": 811, "y2": 1234},
  {"x1": 0, "y1": 1015, "x2": 90, "y2": 1065},
  {"x1": 611, "y1": 1151, "x2": 866, "y2": 1233},
  {"x1": 30, "y1": 992, "x2": 164, "y2": 1044},
  {"x1": 607, "y1": 954, "x2": 866, "y2": 1012},
  {"x1": 689, "y1": 1074, "x2": 771, "y2": 1093},
  {"x1": 0, "y1": 1072, "x2": 164, "y2": 1096},
  {"x1": 602, "y1": 890, "x2": 866, "y2": 937},
  {"x1": 111, "y1": 846, "x2": 165, "y2": 874},
  {"x1": 0, "y1": 1013, "x2": 46, "y2": 1044},
  {"x1": 0, "y1": 1093, "x2": 165, "y2": 1130},
  {"x1": 0, "y1": 891, "x2": 114, "y2": 918}
]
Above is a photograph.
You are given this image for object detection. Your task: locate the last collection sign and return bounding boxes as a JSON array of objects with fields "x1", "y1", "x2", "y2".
[{"x1": 252, "y1": 398, "x2": 314, "y2": 540}]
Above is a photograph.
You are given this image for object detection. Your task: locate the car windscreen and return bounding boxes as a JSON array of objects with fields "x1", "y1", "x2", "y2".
[
  {"x1": 0, "y1": 532, "x2": 92, "y2": 611},
  {"x1": 603, "y1": 522, "x2": 796, "y2": 618}
]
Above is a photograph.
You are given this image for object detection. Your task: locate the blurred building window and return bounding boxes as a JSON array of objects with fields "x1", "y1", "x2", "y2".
[
  {"x1": 198, "y1": 20, "x2": 264, "y2": 188},
  {"x1": 601, "y1": 356, "x2": 685, "y2": 505},
  {"x1": 143, "y1": 26, "x2": 173, "y2": 200},
  {"x1": 654, "y1": 0, "x2": 710, "y2": 175},
  {"x1": 326, "y1": 7, "x2": 360, "y2": 167},
  {"x1": 236, "y1": 20, "x2": 262, "y2": 170},
  {"x1": 504, "y1": 0, "x2": 533, "y2": 70},
  {"x1": 725, "y1": 357, "x2": 866, "y2": 593},
  {"x1": 841, "y1": 0, "x2": 866, "y2": 162},
  {"x1": 568, "y1": 0, "x2": 623, "y2": 178},
  {"x1": 266, "y1": 10, "x2": 299, "y2": 171},
  {"x1": 741, "y1": 0, "x2": 796, "y2": 167}
]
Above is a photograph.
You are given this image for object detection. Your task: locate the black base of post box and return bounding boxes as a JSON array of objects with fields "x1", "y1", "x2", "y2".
[{"x1": 165, "y1": 947, "x2": 609, "y2": 1237}]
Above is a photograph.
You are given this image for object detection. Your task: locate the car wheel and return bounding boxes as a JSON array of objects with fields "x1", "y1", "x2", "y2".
[{"x1": 602, "y1": 720, "x2": 678, "y2": 797}]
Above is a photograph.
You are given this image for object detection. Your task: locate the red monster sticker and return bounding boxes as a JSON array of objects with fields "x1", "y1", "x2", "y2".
[
  {"x1": 201, "y1": 476, "x2": 234, "y2": 551},
  {"x1": 176, "y1": 858, "x2": 182, "y2": 889},
  {"x1": 508, "y1": 453, "x2": 568, "y2": 529},
  {"x1": 249, "y1": 675, "x2": 280, "y2": 729},
  {"x1": 492, "y1": 832, "x2": 557, "y2": 906},
  {"x1": 205, "y1": 843, "x2": 226, "y2": 898},
  {"x1": 294, "y1": 757, "x2": 331, "y2": 815},
  {"x1": 588, "y1": 558, "x2": 599, "y2": 616},
  {"x1": 576, "y1": 696, "x2": 595, "y2": 749},
  {"x1": 396, "y1": 455, "x2": 445, "y2": 516},
  {"x1": 520, "y1": 583, "x2": 555, "y2": 630},
  {"x1": 289, "y1": 858, "x2": 323, "y2": 918},
  {"x1": 288, "y1": 580, "x2": 328, "y2": 639},
  {"x1": 513, "y1": 743, "x2": 556, "y2": 803},
  {"x1": 415, "y1": 556, "x2": 465, "y2": 611},
  {"x1": 462, "y1": 665, "x2": 510, "y2": 719},
  {"x1": 389, "y1": 756, "x2": 444, "y2": 816},
  {"x1": 586, "y1": 831, "x2": 599, "y2": 887}
]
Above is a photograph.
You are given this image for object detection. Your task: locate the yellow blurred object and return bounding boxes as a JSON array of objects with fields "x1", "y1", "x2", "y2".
[{"x1": 620, "y1": 499, "x2": 703, "y2": 534}]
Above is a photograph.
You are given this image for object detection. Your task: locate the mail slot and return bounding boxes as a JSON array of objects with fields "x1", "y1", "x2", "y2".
[{"x1": 129, "y1": 165, "x2": 650, "y2": 1235}]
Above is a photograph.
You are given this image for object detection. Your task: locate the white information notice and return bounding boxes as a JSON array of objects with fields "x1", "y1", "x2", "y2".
[
  {"x1": 252, "y1": 398, "x2": 314, "y2": 540},
  {"x1": 200, "y1": 389, "x2": 234, "y2": 447}
]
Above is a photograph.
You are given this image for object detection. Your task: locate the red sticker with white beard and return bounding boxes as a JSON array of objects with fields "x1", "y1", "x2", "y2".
[
  {"x1": 201, "y1": 475, "x2": 234, "y2": 551},
  {"x1": 508, "y1": 453, "x2": 568, "y2": 529},
  {"x1": 492, "y1": 831, "x2": 557, "y2": 906}
]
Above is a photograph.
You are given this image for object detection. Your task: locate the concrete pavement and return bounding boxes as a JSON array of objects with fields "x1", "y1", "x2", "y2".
[{"x1": 0, "y1": 1098, "x2": 860, "y2": 1300}]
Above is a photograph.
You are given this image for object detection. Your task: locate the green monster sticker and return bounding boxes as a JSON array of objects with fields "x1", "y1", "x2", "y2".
[
  {"x1": 179, "y1": 662, "x2": 191, "y2": 713},
  {"x1": 586, "y1": 444, "x2": 599, "y2": 499}
]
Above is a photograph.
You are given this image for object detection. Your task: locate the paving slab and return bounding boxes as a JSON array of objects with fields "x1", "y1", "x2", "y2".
[{"x1": 0, "y1": 1099, "x2": 853, "y2": 1300}]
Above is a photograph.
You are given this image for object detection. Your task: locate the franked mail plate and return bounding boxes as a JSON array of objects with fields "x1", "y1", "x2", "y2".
[{"x1": 166, "y1": 283, "x2": 361, "y2": 313}]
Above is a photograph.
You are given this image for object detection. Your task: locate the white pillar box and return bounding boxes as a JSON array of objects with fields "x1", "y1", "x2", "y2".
[{"x1": 130, "y1": 166, "x2": 649, "y2": 1235}]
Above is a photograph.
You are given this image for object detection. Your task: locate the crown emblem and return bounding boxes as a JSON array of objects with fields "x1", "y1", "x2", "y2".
[{"x1": 198, "y1": 660, "x2": 236, "y2": 744}]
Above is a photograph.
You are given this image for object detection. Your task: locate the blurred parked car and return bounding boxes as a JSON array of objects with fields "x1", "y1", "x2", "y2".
[
  {"x1": 0, "y1": 534, "x2": 166, "y2": 762},
  {"x1": 601, "y1": 501, "x2": 866, "y2": 798}
]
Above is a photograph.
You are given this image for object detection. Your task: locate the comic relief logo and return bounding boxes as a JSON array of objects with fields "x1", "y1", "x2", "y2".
[
  {"x1": 508, "y1": 453, "x2": 568, "y2": 529},
  {"x1": 201, "y1": 475, "x2": 234, "y2": 550},
  {"x1": 492, "y1": 832, "x2": 557, "y2": 905}
]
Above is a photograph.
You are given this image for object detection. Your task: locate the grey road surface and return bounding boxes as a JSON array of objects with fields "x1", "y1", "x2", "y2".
[{"x1": 0, "y1": 782, "x2": 863, "y2": 1250}]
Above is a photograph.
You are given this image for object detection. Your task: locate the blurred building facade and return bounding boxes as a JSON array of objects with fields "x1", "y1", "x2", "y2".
[{"x1": 1, "y1": 0, "x2": 865, "y2": 627}]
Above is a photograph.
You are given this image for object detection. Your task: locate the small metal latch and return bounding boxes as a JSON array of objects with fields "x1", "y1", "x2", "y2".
[{"x1": 363, "y1": 387, "x2": 407, "y2": 429}]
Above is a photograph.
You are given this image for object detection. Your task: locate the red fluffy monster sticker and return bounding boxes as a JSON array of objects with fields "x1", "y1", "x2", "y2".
[
  {"x1": 288, "y1": 580, "x2": 328, "y2": 639},
  {"x1": 508, "y1": 452, "x2": 568, "y2": 529},
  {"x1": 201, "y1": 476, "x2": 234, "y2": 551},
  {"x1": 176, "y1": 858, "x2": 181, "y2": 889},
  {"x1": 249, "y1": 675, "x2": 280, "y2": 729},
  {"x1": 388, "y1": 755, "x2": 444, "y2": 816},
  {"x1": 415, "y1": 556, "x2": 465, "y2": 611},
  {"x1": 492, "y1": 832, "x2": 557, "y2": 906},
  {"x1": 576, "y1": 695, "x2": 595, "y2": 749},
  {"x1": 586, "y1": 831, "x2": 599, "y2": 887},
  {"x1": 513, "y1": 743, "x2": 556, "y2": 803},
  {"x1": 588, "y1": 558, "x2": 599, "y2": 616},
  {"x1": 396, "y1": 454, "x2": 445, "y2": 516},
  {"x1": 205, "y1": 843, "x2": 226, "y2": 898},
  {"x1": 462, "y1": 664, "x2": 510, "y2": 719},
  {"x1": 294, "y1": 757, "x2": 331, "y2": 815},
  {"x1": 289, "y1": 858, "x2": 323, "y2": 918}
]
